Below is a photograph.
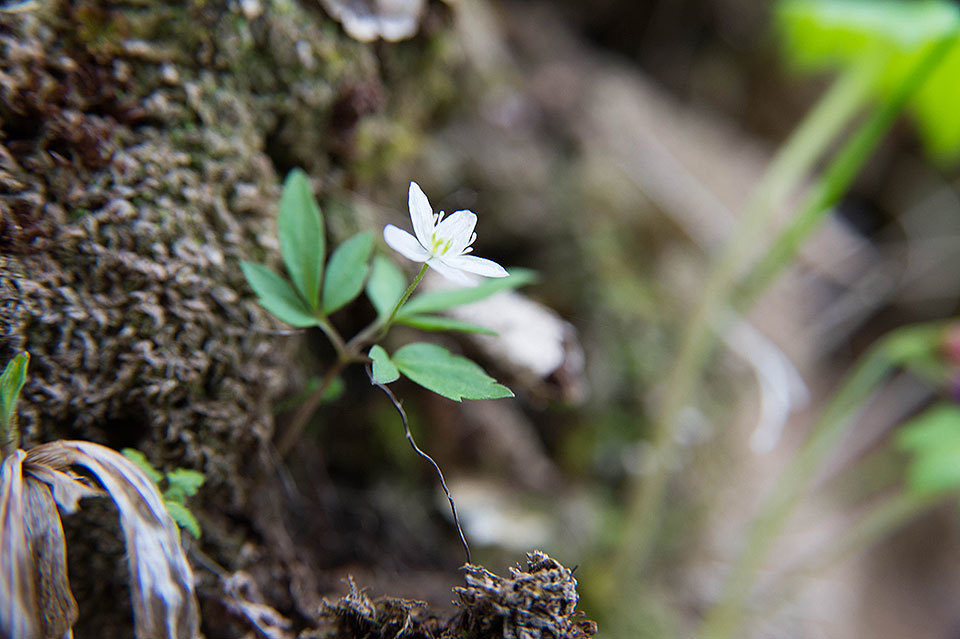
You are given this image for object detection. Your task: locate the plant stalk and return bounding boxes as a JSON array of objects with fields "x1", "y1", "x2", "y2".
[
  {"x1": 609, "y1": 59, "x2": 880, "y2": 584},
  {"x1": 276, "y1": 264, "x2": 430, "y2": 457},
  {"x1": 695, "y1": 323, "x2": 948, "y2": 639},
  {"x1": 382, "y1": 263, "x2": 430, "y2": 333},
  {"x1": 734, "y1": 36, "x2": 958, "y2": 309}
]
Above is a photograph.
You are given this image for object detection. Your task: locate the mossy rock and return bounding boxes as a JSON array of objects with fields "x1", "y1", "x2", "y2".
[{"x1": 0, "y1": 0, "x2": 463, "y2": 635}]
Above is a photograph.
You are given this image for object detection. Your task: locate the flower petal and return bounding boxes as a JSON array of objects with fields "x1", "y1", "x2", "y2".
[
  {"x1": 442, "y1": 254, "x2": 510, "y2": 278},
  {"x1": 383, "y1": 225, "x2": 430, "y2": 263},
  {"x1": 426, "y1": 258, "x2": 479, "y2": 286},
  {"x1": 408, "y1": 182, "x2": 435, "y2": 247},
  {"x1": 433, "y1": 210, "x2": 477, "y2": 256}
]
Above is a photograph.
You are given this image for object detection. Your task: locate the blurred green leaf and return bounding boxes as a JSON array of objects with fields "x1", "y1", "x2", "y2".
[
  {"x1": 164, "y1": 469, "x2": 205, "y2": 503},
  {"x1": 883, "y1": 324, "x2": 942, "y2": 362},
  {"x1": 323, "y1": 231, "x2": 374, "y2": 314},
  {"x1": 897, "y1": 403, "x2": 960, "y2": 495},
  {"x1": 393, "y1": 342, "x2": 513, "y2": 401},
  {"x1": 278, "y1": 169, "x2": 325, "y2": 309},
  {"x1": 369, "y1": 345, "x2": 400, "y2": 384},
  {"x1": 366, "y1": 255, "x2": 407, "y2": 317},
  {"x1": 0, "y1": 352, "x2": 28, "y2": 438},
  {"x1": 121, "y1": 448, "x2": 164, "y2": 484},
  {"x1": 397, "y1": 268, "x2": 536, "y2": 318},
  {"x1": 779, "y1": 0, "x2": 957, "y2": 60},
  {"x1": 395, "y1": 314, "x2": 498, "y2": 335},
  {"x1": 881, "y1": 323, "x2": 949, "y2": 383},
  {"x1": 164, "y1": 500, "x2": 202, "y2": 539},
  {"x1": 777, "y1": 0, "x2": 960, "y2": 161},
  {"x1": 240, "y1": 261, "x2": 319, "y2": 327}
]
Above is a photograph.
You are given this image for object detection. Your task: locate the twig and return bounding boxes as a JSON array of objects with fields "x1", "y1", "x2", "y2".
[{"x1": 366, "y1": 365, "x2": 472, "y2": 565}]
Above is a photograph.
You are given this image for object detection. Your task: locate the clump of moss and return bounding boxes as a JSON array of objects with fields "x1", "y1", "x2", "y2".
[{"x1": 306, "y1": 551, "x2": 597, "y2": 639}]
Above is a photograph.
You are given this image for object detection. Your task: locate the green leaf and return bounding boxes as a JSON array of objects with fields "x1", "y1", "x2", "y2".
[
  {"x1": 395, "y1": 314, "x2": 498, "y2": 336},
  {"x1": 897, "y1": 404, "x2": 960, "y2": 495},
  {"x1": 883, "y1": 324, "x2": 942, "y2": 363},
  {"x1": 322, "y1": 231, "x2": 375, "y2": 314},
  {"x1": 278, "y1": 169, "x2": 325, "y2": 309},
  {"x1": 778, "y1": 0, "x2": 958, "y2": 61},
  {"x1": 366, "y1": 255, "x2": 407, "y2": 317},
  {"x1": 392, "y1": 342, "x2": 513, "y2": 401},
  {"x1": 121, "y1": 448, "x2": 164, "y2": 484},
  {"x1": 397, "y1": 269, "x2": 536, "y2": 318},
  {"x1": 164, "y1": 468, "x2": 205, "y2": 503},
  {"x1": 369, "y1": 345, "x2": 400, "y2": 383},
  {"x1": 881, "y1": 323, "x2": 949, "y2": 383},
  {"x1": 0, "y1": 352, "x2": 29, "y2": 435},
  {"x1": 164, "y1": 500, "x2": 202, "y2": 539},
  {"x1": 777, "y1": 0, "x2": 960, "y2": 162},
  {"x1": 241, "y1": 261, "x2": 320, "y2": 327}
]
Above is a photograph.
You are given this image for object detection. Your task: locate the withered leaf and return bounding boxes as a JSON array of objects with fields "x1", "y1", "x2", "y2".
[
  {"x1": 27, "y1": 440, "x2": 200, "y2": 639},
  {"x1": 0, "y1": 450, "x2": 40, "y2": 639},
  {"x1": 23, "y1": 477, "x2": 78, "y2": 638}
]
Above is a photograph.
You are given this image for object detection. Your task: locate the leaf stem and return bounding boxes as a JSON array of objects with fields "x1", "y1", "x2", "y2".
[
  {"x1": 277, "y1": 264, "x2": 430, "y2": 456},
  {"x1": 733, "y1": 35, "x2": 958, "y2": 309},
  {"x1": 316, "y1": 315, "x2": 348, "y2": 356},
  {"x1": 382, "y1": 263, "x2": 430, "y2": 333}
]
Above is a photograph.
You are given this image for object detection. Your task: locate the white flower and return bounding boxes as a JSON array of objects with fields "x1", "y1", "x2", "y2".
[{"x1": 383, "y1": 182, "x2": 509, "y2": 286}]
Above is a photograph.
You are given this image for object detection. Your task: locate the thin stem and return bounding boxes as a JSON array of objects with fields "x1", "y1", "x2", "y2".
[
  {"x1": 275, "y1": 357, "x2": 354, "y2": 457},
  {"x1": 367, "y1": 365, "x2": 472, "y2": 565},
  {"x1": 757, "y1": 490, "x2": 943, "y2": 626},
  {"x1": 276, "y1": 264, "x2": 430, "y2": 456},
  {"x1": 317, "y1": 316, "x2": 348, "y2": 356},
  {"x1": 793, "y1": 491, "x2": 940, "y2": 587},
  {"x1": 734, "y1": 36, "x2": 958, "y2": 310},
  {"x1": 612, "y1": 32, "x2": 955, "y2": 590},
  {"x1": 345, "y1": 264, "x2": 429, "y2": 352},
  {"x1": 695, "y1": 322, "x2": 947, "y2": 639},
  {"x1": 383, "y1": 263, "x2": 429, "y2": 333},
  {"x1": 609, "y1": 61, "x2": 879, "y2": 583}
]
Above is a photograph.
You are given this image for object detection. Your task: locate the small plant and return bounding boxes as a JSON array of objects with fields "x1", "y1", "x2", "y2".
[
  {"x1": 0, "y1": 353, "x2": 199, "y2": 639},
  {"x1": 122, "y1": 448, "x2": 206, "y2": 540},
  {"x1": 241, "y1": 170, "x2": 531, "y2": 559},
  {"x1": 241, "y1": 170, "x2": 527, "y2": 408}
]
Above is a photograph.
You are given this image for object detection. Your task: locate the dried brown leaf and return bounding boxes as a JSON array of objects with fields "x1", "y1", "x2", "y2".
[
  {"x1": 222, "y1": 571, "x2": 293, "y2": 639},
  {"x1": 0, "y1": 450, "x2": 40, "y2": 639},
  {"x1": 23, "y1": 477, "x2": 78, "y2": 638},
  {"x1": 28, "y1": 440, "x2": 200, "y2": 639},
  {"x1": 26, "y1": 462, "x2": 102, "y2": 513}
]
